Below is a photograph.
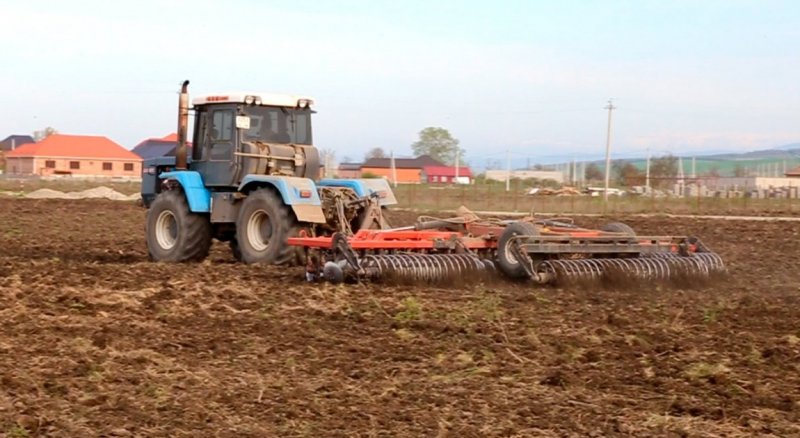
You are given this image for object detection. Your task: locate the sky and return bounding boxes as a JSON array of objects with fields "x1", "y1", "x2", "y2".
[{"x1": 1, "y1": 0, "x2": 798, "y2": 167}]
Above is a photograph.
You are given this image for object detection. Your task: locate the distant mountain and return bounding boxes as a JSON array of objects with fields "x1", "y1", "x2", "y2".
[
  {"x1": 702, "y1": 143, "x2": 800, "y2": 160},
  {"x1": 773, "y1": 142, "x2": 800, "y2": 151}
]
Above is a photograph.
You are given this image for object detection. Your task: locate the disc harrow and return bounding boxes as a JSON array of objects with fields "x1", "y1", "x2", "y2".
[
  {"x1": 359, "y1": 253, "x2": 494, "y2": 283},
  {"x1": 288, "y1": 211, "x2": 725, "y2": 286},
  {"x1": 536, "y1": 252, "x2": 726, "y2": 284}
]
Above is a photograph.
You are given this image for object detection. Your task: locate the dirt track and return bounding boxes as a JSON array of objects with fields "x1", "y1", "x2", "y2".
[{"x1": 1, "y1": 199, "x2": 799, "y2": 437}]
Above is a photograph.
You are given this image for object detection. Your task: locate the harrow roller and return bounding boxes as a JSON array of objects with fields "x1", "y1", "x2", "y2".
[
  {"x1": 536, "y1": 252, "x2": 725, "y2": 284},
  {"x1": 360, "y1": 253, "x2": 493, "y2": 283}
]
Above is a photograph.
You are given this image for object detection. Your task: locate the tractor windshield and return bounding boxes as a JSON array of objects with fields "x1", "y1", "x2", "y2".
[{"x1": 242, "y1": 107, "x2": 313, "y2": 145}]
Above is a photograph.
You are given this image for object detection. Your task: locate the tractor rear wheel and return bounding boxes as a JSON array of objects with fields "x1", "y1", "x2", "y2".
[
  {"x1": 235, "y1": 188, "x2": 298, "y2": 264},
  {"x1": 146, "y1": 189, "x2": 212, "y2": 262},
  {"x1": 497, "y1": 221, "x2": 539, "y2": 279}
]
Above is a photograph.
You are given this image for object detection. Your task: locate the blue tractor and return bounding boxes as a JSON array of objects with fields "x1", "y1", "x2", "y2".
[{"x1": 141, "y1": 81, "x2": 396, "y2": 263}]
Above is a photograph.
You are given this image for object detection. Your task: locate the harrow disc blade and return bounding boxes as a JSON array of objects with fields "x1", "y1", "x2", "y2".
[
  {"x1": 537, "y1": 252, "x2": 725, "y2": 285},
  {"x1": 360, "y1": 253, "x2": 493, "y2": 284}
]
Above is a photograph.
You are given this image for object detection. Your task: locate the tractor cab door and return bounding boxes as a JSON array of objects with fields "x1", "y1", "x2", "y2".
[{"x1": 191, "y1": 107, "x2": 238, "y2": 187}]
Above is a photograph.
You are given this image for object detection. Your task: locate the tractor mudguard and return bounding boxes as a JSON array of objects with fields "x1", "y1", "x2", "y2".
[
  {"x1": 318, "y1": 178, "x2": 398, "y2": 206},
  {"x1": 159, "y1": 170, "x2": 211, "y2": 213},
  {"x1": 238, "y1": 175, "x2": 326, "y2": 223}
]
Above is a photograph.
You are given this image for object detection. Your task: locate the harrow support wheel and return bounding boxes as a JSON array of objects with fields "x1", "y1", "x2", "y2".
[
  {"x1": 600, "y1": 222, "x2": 636, "y2": 236},
  {"x1": 145, "y1": 189, "x2": 212, "y2": 262},
  {"x1": 235, "y1": 188, "x2": 299, "y2": 265},
  {"x1": 497, "y1": 221, "x2": 539, "y2": 279}
]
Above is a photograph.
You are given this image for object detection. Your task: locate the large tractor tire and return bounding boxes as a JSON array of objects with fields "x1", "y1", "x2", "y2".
[
  {"x1": 146, "y1": 189, "x2": 212, "y2": 262},
  {"x1": 497, "y1": 221, "x2": 539, "y2": 279},
  {"x1": 235, "y1": 188, "x2": 298, "y2": 264}
]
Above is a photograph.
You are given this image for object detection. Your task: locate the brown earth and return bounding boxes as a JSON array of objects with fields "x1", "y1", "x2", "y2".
[{"x1": 1, "y1": 199, "x2": 799, "y2": 437}]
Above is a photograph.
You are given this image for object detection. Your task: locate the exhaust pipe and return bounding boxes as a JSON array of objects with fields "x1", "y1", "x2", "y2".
[{"x1": 175, "y1": 80, "x2": 190, "y2": 170}]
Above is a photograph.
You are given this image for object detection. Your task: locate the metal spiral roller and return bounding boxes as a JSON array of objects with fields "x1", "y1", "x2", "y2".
[
  {"x1": 536, "y1": 252, "x2": 725, "y2": 283},
  {"x1": 359, "y1": 253, "x2": 494, "y2": 283}
]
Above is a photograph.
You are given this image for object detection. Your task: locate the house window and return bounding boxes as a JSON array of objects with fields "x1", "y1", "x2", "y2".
[
  {"x1": 124, "y1": 163, "x2": 134, "y2": 171},
  {"x1": 45, "y1": 160, "x2": 56, "y2": 168},
  {"x1": 69, "y1": 161, "x2": 80, "y2": 169},
  {"x1": 102, "y1": 162, "x2": 113, "y2": 171}
]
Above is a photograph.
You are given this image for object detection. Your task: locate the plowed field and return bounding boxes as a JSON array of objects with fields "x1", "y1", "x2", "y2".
[{"x1": 1, "y1": 199, "x2": 798, "y2": 437}]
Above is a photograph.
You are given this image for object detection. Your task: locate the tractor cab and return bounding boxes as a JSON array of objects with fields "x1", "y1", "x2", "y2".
[{"x1": 188, "y1": 93, "x2": 320, "y2": 187}]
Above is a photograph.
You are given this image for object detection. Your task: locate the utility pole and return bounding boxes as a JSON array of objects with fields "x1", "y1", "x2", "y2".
[
  {"x1": 603, "y1": 99, "x2": 615, "y2": 202},
  {"x1": 571, "y1": 159, "x2": 576, "y2": 185},
  {"x1": 390, "y1": 151, "x2": 397, "y2": 188},
  {"x1": 505, "y1": 149, "x2": 511, "y2": 192},
  {"x1": 645, "y1": 148, "x2": 651, "y2": 192},
  {"x1": 454, "y1": 149, "x2": 460, "y2": 183}
]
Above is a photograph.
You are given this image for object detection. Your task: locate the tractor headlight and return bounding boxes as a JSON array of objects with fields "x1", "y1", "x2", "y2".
[
  {"x1": 145, "y1": 166, "x2": 157, "y2": 175},
  {"x1": 244, "y1": 95, "x2": 256, "y2": 105}
]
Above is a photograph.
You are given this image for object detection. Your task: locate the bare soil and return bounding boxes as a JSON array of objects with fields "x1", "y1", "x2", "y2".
[{"x1": 1, "y1": 199, "x2": 798, "y2": 437}]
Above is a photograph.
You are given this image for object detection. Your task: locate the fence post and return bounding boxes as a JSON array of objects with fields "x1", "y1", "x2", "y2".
[
  {"x1": 743, "y1": 180, "x2": 748, "y2": 214},
  {"x1": 695, "y1": 185, "x2": 700, "y2": 214}
]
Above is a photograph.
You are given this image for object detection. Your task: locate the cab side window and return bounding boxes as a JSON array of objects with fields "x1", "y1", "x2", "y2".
[
  {"x1": 192, "y1": 112, "x2": 207, "y2": 161},
  {"x1": 211, "y1": 110, "x2": 233, "y2": 141},
  {"x1": 209, "y1": 110, "x2": 234, "y2": 161}
]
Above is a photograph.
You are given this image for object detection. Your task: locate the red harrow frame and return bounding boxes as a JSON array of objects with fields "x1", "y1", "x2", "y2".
[{"x1": 288, "y1": 213, "x2": 725, "y2": 285}]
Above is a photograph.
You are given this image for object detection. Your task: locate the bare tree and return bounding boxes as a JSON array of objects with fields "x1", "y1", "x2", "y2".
[
  {"x1": 649, "y1": 155, "x2": 678, "y2": 188},
  {"x1": 584, "y1": 163, "x2": 603, "y2": 181},
  {"x1": 364, "y1": 147, "x2": 387, "y2": 160},
  {"x1": 33, "y1": 126, "x2": 58, "y2": 142},
  {"x1": 319, "y1": 148, "x2": 337, "y2": 178}
]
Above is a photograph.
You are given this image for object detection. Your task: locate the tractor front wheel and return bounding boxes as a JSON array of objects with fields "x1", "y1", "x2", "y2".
[
  {"x1": 235, "y1": 188, "x2": 298, "y2": 264},
  {"x1": 145, "y1": 189, "x2": 212, "y2": 262}
]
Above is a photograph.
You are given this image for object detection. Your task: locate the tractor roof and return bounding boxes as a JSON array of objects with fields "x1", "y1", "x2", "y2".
[{"x1": 192, "y1": 93, "x2": 315, "y2": 108}]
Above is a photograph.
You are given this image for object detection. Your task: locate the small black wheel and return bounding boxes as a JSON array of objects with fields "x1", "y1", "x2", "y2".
[
  {"x1": 145, "y1": 189, "x2": 212, "y2": 262},
  {"x1": 600, "y1": 222, "x2": 636, "y2": 236},
  {"x1": 497, "y1": 221, "x2": 539, "y2": 279},
  {"x1": 235, "y1": 188, "x2": 298, "y2": 264}
]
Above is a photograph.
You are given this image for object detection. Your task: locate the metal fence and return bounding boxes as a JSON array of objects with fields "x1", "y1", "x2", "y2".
[{"x1": 392, "y1": 183, "x2": 800, "y2": 216}]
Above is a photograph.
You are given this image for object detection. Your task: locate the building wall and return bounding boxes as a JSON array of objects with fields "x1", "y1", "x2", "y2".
[
  {"x1": 485, "y1": 170, "x2": 564, "y2": 183},
  {"x1": 7, "y1": 157, "x2": 142, "y2": 177},
  {"x1": 5, "y1": 157, "x2": 35, "y2": 174},
  {"x1": 706, "y1": 177, "x2": 800, "y2": 191},
  {"x1": 426, "y1": 175, "x2": 471, "y2": 184},
  {"x1": 360, "y1": 167, "x2": 421, "y2": 183},
  {"x1": 337, "y1": 169, "x2": 361, "y2": 179}
]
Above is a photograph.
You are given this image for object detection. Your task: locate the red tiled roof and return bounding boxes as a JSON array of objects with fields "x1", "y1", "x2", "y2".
[
  {"x1": 161, "y1": 133, "x2": 178, "y2": 141},
  {"x1": 423, "y1": 165, "x2": 473, "y2": 177},
  {"x1": 785, "y1": 166, "x2": 800, "y2": 176},
  {"x1": 5, "y1": 134, "x2": 141, "y2": 160}
]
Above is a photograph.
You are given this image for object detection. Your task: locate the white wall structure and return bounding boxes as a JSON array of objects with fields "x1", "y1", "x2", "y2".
[
  {"x1": 485, "y1": 170, "x2": 565, "y2": 183},
  {"x1": 706, "y1": 177, "x2": 800, "y2": 191}
]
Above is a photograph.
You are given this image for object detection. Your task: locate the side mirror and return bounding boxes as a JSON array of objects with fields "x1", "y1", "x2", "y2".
[{"x1": 235, "y1": 116, "x2": 251, "y2": 130}]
